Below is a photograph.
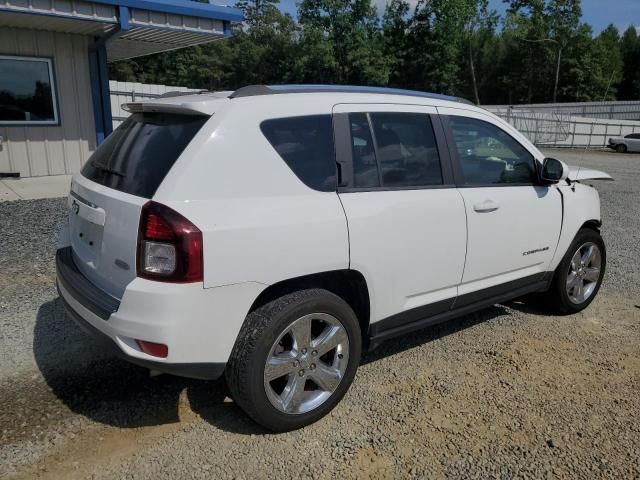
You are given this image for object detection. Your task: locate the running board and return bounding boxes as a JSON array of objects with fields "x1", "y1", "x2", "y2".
[{"x1": 368, "y1": 274, "x2": 551, "y2": 351}]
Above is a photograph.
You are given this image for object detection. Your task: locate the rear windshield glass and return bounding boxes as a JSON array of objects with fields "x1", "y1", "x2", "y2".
[
  {"x1": 81, "y1": 112, "x2": 208, "y2": 198},
  {"x1": 260, "y1": 115, "x2": 336, "y2": 192}
]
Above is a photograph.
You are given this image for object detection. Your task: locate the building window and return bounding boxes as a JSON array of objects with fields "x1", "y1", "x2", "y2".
[{"x1": 0, "y1": 56, "x2": 59, "y2": 125}]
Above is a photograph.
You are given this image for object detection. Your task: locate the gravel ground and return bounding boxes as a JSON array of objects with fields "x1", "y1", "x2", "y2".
[{"x1": 1, "y1": 150, "x2": 639, "y2": 479}]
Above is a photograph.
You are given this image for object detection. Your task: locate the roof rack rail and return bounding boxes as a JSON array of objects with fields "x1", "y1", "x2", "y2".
[
  {"x1": 157, "y1": 90, "x2": 209, "y2": 98},
  {"x1": 229, "y1": 84, "x2": 473, "y2": 104}
]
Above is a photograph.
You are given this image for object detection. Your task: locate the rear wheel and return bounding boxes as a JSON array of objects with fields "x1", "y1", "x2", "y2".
[
  {"x1": 225, "y1": 289, "x2": 362, "y2": 431},
  {"x1": 548, "y1": 228, "x2": 606, "y2": 314},
  {"x1": 616, "y1": 144, "x2": 627, "y2": 153}
]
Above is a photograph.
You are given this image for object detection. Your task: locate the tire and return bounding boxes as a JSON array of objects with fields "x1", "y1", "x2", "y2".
[
  {"x1": 548, "y1": 228, "x2": 606, "y2": 314},
  {"x1": 616, "y1": 144, "x2": 627, "y2": 153},
  {"x1": 225, "y1": 289, "x2": 362, "y2": 432}
]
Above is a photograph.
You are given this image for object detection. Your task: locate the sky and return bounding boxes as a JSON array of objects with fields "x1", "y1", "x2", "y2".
[
  {"x1": 488, "y1": 0, "x2": 640, "y2": 34},
  {"x1": 268, "y1": 0, "x2": 640, "y2": 34}
]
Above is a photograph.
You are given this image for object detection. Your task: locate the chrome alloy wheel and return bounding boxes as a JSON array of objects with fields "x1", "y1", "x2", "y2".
[
  {"x1": 566, "y1": 241, "x2": 602, "y2": 304},
  {"x1": 263, "y1": 313, "x2": 349, "y2": 414}
]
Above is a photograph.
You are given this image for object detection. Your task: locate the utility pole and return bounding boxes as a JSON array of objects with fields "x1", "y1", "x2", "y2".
[{"x1": 553, "y1": 45, "x2": 562, "y2": 103}]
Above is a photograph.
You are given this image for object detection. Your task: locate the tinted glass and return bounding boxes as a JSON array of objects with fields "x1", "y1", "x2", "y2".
[
  {"x1": 370, "y1": 112, "x2": 442, "y2": 187},
  {"x1": 0, "y1": 56, "x2": 56, "y2": 123},
  {"x1": 625, "y1": 133, "x2": 640, "y2": 139},
  {"x1": 349, "y1": 113, "x2": 379, "y2": 188},
  {"x1": 82, "y1": 112, "x2": 208, "y2": 198},
  {"x1": 448, "y1": 116, "x2": 536, "y2": 185},
  {"x1": 261, "y1": 115, "x2": 336, "y2": 191}
]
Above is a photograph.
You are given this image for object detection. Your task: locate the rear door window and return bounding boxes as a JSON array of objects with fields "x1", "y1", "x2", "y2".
[
  {"x1": 349, "y1": 113, "x2": 379, "y2": 188},
  {"x1": 370, "y1": 112, "x2": 443, "y2": 187},
  {"x1": 260, "y1": 115, "x2": 336, "y2": 192},
  {"x1": 81, "y1": 112, "x2": 208, "y2": 198},
  {"x1": 348, "y1": 112, "x2": 443, "y2": 188}
]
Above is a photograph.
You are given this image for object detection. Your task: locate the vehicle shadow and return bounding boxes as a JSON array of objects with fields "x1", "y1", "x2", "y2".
[
  {"x1": 503, "y1": 293, "x2": 566, "y2": 316},
  {"x1": 362, "y1": 304, "x2": 510, "y2": 365},
  {"x1": 32, "y1": 297, "x2": 528, "y2": 436},
  {"x1": 33, "y1": 298, "x2": 268, "y2": 435}
]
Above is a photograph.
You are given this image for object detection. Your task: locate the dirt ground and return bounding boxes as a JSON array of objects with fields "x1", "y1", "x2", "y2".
[{"x1": 1, "y1": 149, "x2": 639, "y2": 479}]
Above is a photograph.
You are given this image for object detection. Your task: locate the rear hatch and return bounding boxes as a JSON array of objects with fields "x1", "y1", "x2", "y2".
[{"x1": 69, "y1": 110, "x2": 209, "y2": 299}]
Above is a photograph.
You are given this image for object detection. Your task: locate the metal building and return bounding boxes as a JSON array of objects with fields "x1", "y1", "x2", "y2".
[{"x1": 0, "y1": 0, "x2": 242, "y2": 177}]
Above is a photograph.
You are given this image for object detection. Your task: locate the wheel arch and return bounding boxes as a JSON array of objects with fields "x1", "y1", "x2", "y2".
[
  {"x1": 249, "y1": 270, "x2": 371, "y2": 342},
  {"x1": 550, "y1": 183, "x2": 602, "y2": 272},
  {"x1": 581, "y1": 219, "x2": 602, "y2": 232},
  {"x1": 551, "y1": 217, "x2": 602, "y2": 271}
]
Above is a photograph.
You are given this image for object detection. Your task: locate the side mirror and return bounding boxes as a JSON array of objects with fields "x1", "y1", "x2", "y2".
[{"x1": 540, "y1": 157, "x2": 568, "y2": 184}]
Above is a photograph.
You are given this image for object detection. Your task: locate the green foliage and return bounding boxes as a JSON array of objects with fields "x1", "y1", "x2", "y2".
[
  {"x1": 619, "y1": 26, "x2": 640, "y2": 100},
  {"x1": 297, "y1": 0, "x2": 390, "y2": 84},
  {"x1": 109, "y1": 0, "x2": 639, "y2": 104}
]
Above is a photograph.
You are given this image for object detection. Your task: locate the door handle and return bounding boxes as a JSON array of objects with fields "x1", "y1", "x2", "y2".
[{"x1": 473, "y1": 200, "x2": 500, "y2": 213}]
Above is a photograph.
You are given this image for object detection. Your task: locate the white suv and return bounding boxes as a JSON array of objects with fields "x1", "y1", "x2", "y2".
[{"x1": 56, "y1": 85, "x2": 611, "y2": 431}]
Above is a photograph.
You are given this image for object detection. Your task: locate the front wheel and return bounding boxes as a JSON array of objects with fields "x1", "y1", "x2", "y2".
[
  {"x1": 225, "y1": 289, "x2": 362, "y2": 431},
  {"x1": 548, "y1": 228, "x2": 606, "y2": 314},
  {"x1": 616, "y1": 144, "x2": 627, "y2": 153}
]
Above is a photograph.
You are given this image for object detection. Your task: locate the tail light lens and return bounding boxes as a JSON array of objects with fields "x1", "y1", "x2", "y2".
[{"x1": 137, "y1": 201, "x2": 203, "y2": 283}]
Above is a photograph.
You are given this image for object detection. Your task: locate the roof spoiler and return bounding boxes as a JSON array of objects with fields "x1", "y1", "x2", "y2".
[{"x1": 122, "y1": 101, "x2": 213, "y2": 116}]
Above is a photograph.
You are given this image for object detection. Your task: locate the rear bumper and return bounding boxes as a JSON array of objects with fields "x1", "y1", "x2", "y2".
[
  {"x1": 55, "y1": 247, "x2": 263, "y2": 380},
  {"x1": 57, "y1": 283, "x2": 226, "y2": 380}
]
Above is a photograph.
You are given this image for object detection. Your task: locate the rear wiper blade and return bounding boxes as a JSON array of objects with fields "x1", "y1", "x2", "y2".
[{"x1": 91, "y1": 161, "x2": 126, "y2": 177}]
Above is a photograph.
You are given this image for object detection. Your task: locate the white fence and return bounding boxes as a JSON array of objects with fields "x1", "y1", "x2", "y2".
[
  {"x1": 109, "y1": 81, "x2": 200, "y2": 128},
  {"x1": 487, "y1": 106, "x2": 640, "y2": 148},
  {"x1": 108, "y1": 82, "x2": 640, "y2": 149},
  {"x1": 487, "y1": 101, "x2": 640, "y2": 121}
]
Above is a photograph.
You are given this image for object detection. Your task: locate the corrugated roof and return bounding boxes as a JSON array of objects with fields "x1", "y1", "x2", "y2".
[{"x1": 0, "y1": 0, "x2": 242, "y2": 60}]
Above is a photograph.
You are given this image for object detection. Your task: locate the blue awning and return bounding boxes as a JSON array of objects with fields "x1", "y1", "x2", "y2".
[
  {"x1": 0, "y1": 0, "x2": 243, "y2": 60},
  {"x1": 92, "y1": 0, "x2": 242, "y2": 22}
]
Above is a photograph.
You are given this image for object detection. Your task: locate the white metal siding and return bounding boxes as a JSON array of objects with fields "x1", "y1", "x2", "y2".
[
  {"x1": 0, "y1": 0, "x2": 117, "y2": 29},
  {"x1": 486, "y1": 101, "x2": 640, "y2": 121},
  {"x1": 488, "y1": 106, "x2": 640, "y2": 148},
  {"x1": 0, "y1": 27, "x2": 96, "y2": 177}
]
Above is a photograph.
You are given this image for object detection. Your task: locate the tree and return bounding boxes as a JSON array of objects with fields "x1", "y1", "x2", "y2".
[
  {"x1": 505, "y1": 0, "x2": 551, "y2": 102},
  {"x1": 594, "y1": 25, "x2": 623, "y2": 100},
  {"x1": 462, "y1": 0, "x2": 499, "y2": 104},
  {"x1": 110, "y1": 0, "x2": 299, "y2": 90},
  {"x1": 553, "y1": 23, "x2": 622, "y2": 102},
  {"x1": 108, "y1": 0, "x2": 635, "y2": 105},
  {"x1": 383, "y1": 0, "x2": 480, "y2": 95},
  {"x1": 382, "y1": 0, "x2": 412, "y2": 88},
  {"x1": 545, "y1": 0, "x2": 582, "y2": 102},
  {"x1": 619, "y1": 26, "x2": 640, "y2": 100},
  {"x1": 224, "y1": 0, "x2": 300, "y2": 88},
  {"x1": 297, "y1": 0, "x2": 390, "y2": 85}
]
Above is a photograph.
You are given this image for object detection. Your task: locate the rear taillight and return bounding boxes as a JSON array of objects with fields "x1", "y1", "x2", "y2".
[{"x1": 137, "y1": 201, "x2": 203, "y2": 283}]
